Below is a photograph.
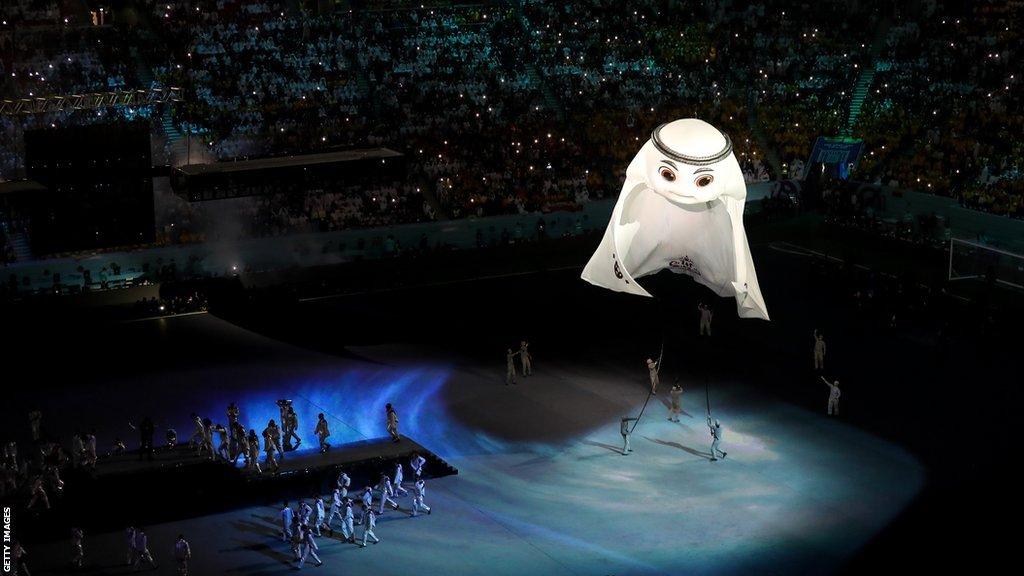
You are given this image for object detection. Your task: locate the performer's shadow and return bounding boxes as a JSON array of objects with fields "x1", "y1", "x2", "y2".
[
  {"x1": 580, "y1": 439, "x2": 624, "y2": 454},
  {"x1": 253, "y1": 513, "x2": 279, "y2": 527},
  {"x1": 643, "y1": 436, "x2": 713, "y2": 460},
  {"x1": 230, "y1": 518, "x2": 276, "y2": 537},
  {"x1": 53, "y1": 562, "x2": 136, "y2": 575},
  {"x1": 221, "y1": 538, "x2": 293, "y2": 567},
  {"x1": 653, "y1": 396, "x2": 697, "y2": 419}
]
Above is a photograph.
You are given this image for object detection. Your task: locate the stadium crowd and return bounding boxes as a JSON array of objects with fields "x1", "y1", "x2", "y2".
[
  {"x1": 2, "y1": 0, "x2": 1022, "y2": 254},
  {"x1": 856, "y1": 1, "x2": 1021, "y2": 218}
]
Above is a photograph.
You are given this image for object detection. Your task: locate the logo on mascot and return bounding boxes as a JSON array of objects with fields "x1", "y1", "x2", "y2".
[{"x1": 669, "y1": 255, "x2": 702, "y2": 277}]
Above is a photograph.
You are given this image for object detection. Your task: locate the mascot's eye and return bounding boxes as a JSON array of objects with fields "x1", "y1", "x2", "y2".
[
  {"x1": 659, "y1": 167, "x2": 676, "y2": 181},
  {"x1": 694, "y1": 174, "x2": 715, "y2": 187}
]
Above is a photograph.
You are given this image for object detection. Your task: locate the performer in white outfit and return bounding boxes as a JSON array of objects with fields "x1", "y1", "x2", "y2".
[
  {"x1": 505, "y1": 349, "x2": 519, "y2": 385},
  {"x1": 200, "y1": 418, "x2": 215, "y2": 460},
  {"x1": 313, "y1": 496, "x2": 327, "y2": 536},
  {"x1": 519, "y1": 341, "x2": 532, "y2": 376},
  {"x1": 699, "y1": 303, "x2": 714, "y2": 335},
  {"x1": 247, "y1": 430, "x2": 262, "y2": 474},
  {"x1": 386, "y1": 404, "x2": 400, "y2": 442},
  {"x1": 708, "y1": 417, "x2": 727, "y2": 461},
  {"x1": 277, "y1": 400, "x2": 292, "y2": 448},
  {"x1": 821, "y1": 377, "x2": 841, "y2": 415},
  {"x1": 230, "y1": 421, "x2": 247, "y2": 464},
  {"x1": 296, "y1": 525, "x2": 322, "y2": 568},
  {"x1": 280, "y1": 502, "x2": 294, "y2": 542},
  {"x1": 27, "y1": 476, "x2": 49, "y2": 510},
  {"x1": 620, "y1": 417, "x2": 638, "y2": 454},
  {"x1": 315, "y1": 414, "x2": 331, "y2": 453},
  {"x1": 3, "y1": 441, "x2": 17, "y2": 470},
  {"x1": 813, "y1": 330, "x2": 827, "y2": 371},
  {"x1": 337, "y1": 470, "x2": 351, "y2": 498},
  {"x1": 84, "y1": 431, "x2": 97, "y2": 467},
  {"x1": 410, "y1": 452, "x2": 426, "y2": 478},
  {"x1": 298, "y1": 500, "x2": 313, "y2": 527},
  {"x1": 376, "y1": 474, "x2": 399, "y2": 513},
  {"x1": 284, "y1": 406, "x2": 301, "y2": 451},
  {"x1": 227, "y1": 403, "x2": 241, "y2": 461},
  {"x1": 646, "y1": 358, "x2": 660, "y2": 394},
  {"x1": 71, "y1": 433, "x2": 84, "y2": 467},
  {"x1": 11, "y1": 541, "x2": 27, "y2": 576},
  {"x1": 28, "y1": 409, "x2": 42, "y2": 442},
  {"x1": 581, "y1": 118, "x2": 769, "y2": 321},
  {"x1": 393, "y1": 462, "x2": 409, "y2": 496},
  {"x1": 70, "y1": 527, "x2": 84, "y2": 568},
  {"x1": 342, "y1": 499, "x2": 356, "y2": 543},
  {"x1": 290, "y1": 524, "x2": 302, "y2": 561},
  {"x1": 174, "y1": 534, "x2": 191, "y2": 576},
  {"x1": 668, "y1": 382, "x2": 683, "y2": 422},
  {"x1": 125, "y1": 526, "x2": 137, "y2": 565},
  {"x1": 227, "y1": 402, "x2": 240, "y2": 427},
  {"x1": 358, "y1": 487, "x2": 373, "y2": 525},
  {"x1": 327, "y1": 488, "x2": 344, "y2": 531},
  {"x1": 360, "y1": 508, "x2": 380, "y2": 547},
  {"x1": 133, "y1": 528, "x2": 156, "y2": 570},
  {"x1": 188, "y1": 414, "x2": 204, "y2": 450},
  {"x1": 412, "y1": 477, "x2": 432, "y2": 516},
  {"x1": 262, "y1": 420, "x2": 283, "y2": 473},
  {"x1": 215, "y1": 424, "x2": 230, "y2": 460}
]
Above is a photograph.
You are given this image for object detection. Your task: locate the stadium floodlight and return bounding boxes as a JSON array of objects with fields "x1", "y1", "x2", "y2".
[{"x1": 948, "y1": 238, "x2": 1024, "y2": 290}]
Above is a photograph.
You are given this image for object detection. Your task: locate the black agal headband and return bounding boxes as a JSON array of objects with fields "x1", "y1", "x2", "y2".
[{"x1": 651, "y1": 123, "x2": 733, "y2": 166}]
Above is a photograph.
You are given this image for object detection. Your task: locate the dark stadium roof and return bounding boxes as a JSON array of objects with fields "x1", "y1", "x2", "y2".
[
  {"x1": 175, "y1": 148, "x2": 404, "y2": 176},
  {"x1": 0, "y1": 179, "x2": 47, "y2": 195}
]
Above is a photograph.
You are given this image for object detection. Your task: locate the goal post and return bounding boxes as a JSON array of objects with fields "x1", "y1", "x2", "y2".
[{"x1": 948, "y1": 238, "x2": 1024, "y2": 290}]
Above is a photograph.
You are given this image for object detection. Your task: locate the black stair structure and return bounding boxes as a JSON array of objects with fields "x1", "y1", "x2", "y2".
[
  {"x1": 3, "y1": 230, "x2": 33, "y2": 261},
  {"x1": 5, "y1": 436, "x2": 456, "y2": 543}
]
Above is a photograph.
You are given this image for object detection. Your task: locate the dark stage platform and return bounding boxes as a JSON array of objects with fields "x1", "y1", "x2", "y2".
[
  {"x1": 249, "y1": 436, "x2": 453, "y2": 481},
  {"x1": 14, "y1": 436, "x2": 455, "y2": 542}
]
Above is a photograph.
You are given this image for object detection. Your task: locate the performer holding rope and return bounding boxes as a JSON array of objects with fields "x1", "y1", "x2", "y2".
[
  {"x1": 627, "y1": 325, "x2": 665, "y2": 438},
  {"x1": 620, "y1": 416, "x2": 638, "y2": 455},
  {"x1": 707, "y1": 416, "x2": 727, "y2": 461},
  {"x1": 701, "y1": 331, "x2": 726, "y2": 461},
  {"x1": 647, "y1": 358, "x2": 661, "y2": 395}
]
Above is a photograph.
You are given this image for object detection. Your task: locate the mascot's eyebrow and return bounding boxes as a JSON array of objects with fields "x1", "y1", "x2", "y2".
[
  {"x1": 661, "y1": 159, "x2": 678, "y2": 169},
  {"x1": 693, "y1": 167, "x2": 714, "y2": 174}
]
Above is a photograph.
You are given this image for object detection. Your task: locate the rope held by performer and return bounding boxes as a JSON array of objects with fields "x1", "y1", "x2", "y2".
[{"x1": 629, "y1": 318, "x2": 666, "y2": 435}]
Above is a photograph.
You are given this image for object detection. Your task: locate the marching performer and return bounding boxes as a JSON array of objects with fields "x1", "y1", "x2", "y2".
[
  {"x1": 412, "y1": 477, "x2": 432, "y2": 517},
  {"x1": 376, "y1": 473, "x2": 400, "y2": 513},
  {"x1": 393, "y1": 461, "x2": 409, "y2": 496}
]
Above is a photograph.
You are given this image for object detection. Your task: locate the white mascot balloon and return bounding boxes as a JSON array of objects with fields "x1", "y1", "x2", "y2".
[{"x1": 581, "y1": 118, "x2": 769, "y2": 320}]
